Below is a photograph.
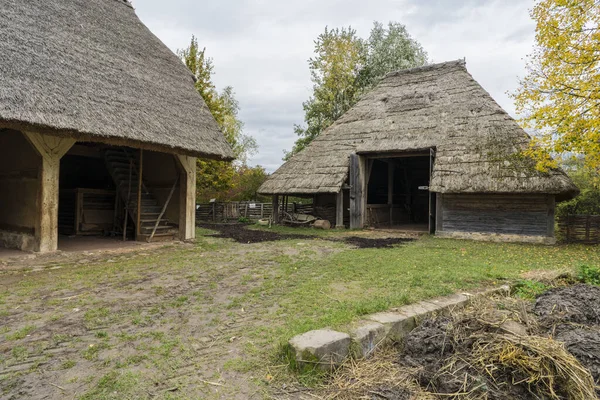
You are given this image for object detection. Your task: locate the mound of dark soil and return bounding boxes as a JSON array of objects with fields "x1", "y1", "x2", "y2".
[
  {"x1": 534, "y1": 284, "x2": 600, "y2": 326},
  {"x1": 557, "y1": 327, "x2": 600, "y2": 383},
  {"x1": 534, "y1": 284, "x2": 600, "y2": 387},
  {"x1": 397, "y1": 284, "x2": 600, "y2": 399},
  {"x1": 198, "y1": 223, "x2": 315, "y2": 244},
  {"x1": 343, "y1": 237, "x2": 414, "y2": 249},
  {"x1": 403, "y1": 318, "x2": 454, "y2": 370}
]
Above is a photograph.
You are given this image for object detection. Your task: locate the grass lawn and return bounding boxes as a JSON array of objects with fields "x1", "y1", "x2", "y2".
[{"x1": 0, "y1": 226, "x2": 598, "y2": 399}]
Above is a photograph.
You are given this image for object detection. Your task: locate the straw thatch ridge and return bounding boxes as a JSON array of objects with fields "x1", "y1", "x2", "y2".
[
  {"x1": 0, "y1": 0, "x2": 234, "y2": 160},
  {"x1": 259, "y1": 60, "x2": 578, "y2": 199}
]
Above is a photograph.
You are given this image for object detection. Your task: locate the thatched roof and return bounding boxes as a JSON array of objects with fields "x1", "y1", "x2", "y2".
[
  {"x1": 259, "y1": 60, "x2": 578, "y2": 200},
  {"x1": 0, "y1": 0, "x2": 233, "y2": 160}
]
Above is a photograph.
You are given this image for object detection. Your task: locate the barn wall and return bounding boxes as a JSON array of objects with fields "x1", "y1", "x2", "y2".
[
  {"x1": 0, "y1": 130, "x2": 39, "y2": 250},
  {"x1": 314, "y1": 193, "x2": 337, "y2": 226},
  {"x1": 438, "y1": 194, "x2": 555, "y2": 242},
  {"x1": 142, "y1": 151, "x2": 180, "y2": 224}
]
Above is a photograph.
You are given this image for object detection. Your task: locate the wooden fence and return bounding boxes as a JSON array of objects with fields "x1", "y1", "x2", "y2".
[
  {"x1": 557, "y1": 215, "x2": 600, "y2": 244},
  {"x1": 196, "y1": 201, "x2": 314, "y2": 222}
]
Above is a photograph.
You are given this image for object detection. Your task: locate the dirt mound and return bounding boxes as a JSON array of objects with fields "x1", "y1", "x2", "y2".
[
  {"x1": 198, "y1": 223, "x2": 315, "y2": 243},
  {"x1": 534, "y1": 284, "x2": 600, "y2": 326},
  {"x1": 312, "y1": 284, "x2": 600, "y2": 400},
  {"x1": 402, "y1": 318, "x2": 454, "y2": 370},
  {"x1": 343, "y1": 237, "x2": 414, "y2": 249},
  {"x1": 557, "y1": 327, "x2": 600, "y2": 383}
]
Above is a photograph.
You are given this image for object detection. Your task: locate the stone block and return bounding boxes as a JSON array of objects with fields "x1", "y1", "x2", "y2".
[
  {"x1": 350, "y1": 321, "x2": 386, "y2": 358},
  {"x1": 288, "y1": 329, "x2": 351, "y2": 370},
  {"x1": 422, "y1": 293, "x2": 470, "y2": 314},
  {"x1": 366, "y1": 311, "x2": 416, "y2": 342}
]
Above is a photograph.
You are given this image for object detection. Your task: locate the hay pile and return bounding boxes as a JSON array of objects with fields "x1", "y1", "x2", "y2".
[{"x1": 317, "y1": 284, "x2": 600, "y2": 400}]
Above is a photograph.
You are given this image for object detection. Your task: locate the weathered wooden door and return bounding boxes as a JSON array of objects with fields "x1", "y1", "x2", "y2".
[
  {"x1": 349, "y1": 154, "x2": 363, "y2": 229},
  {"x1": 429, "y1": 148, "x2": 436, "y2": 234}
]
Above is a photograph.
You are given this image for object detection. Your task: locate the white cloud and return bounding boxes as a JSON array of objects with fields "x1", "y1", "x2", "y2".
[{"x1": 133, "y1": 0, "x2": 535, "y2": 172}]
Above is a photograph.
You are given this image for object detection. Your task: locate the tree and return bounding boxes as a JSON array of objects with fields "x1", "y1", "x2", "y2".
[
  {"x1": 358, "y1": 22, "x2": 428, "y2": 90},
  {"x1": 513, "y1": 0, "x2": 600, "y2": 180},
  {"x1": 179, "y1": 36, "x2": 258, "y2": 197},
  {"x1": 285, "y1": 22, "x2": 428, "y2": 160},
  {"x1": 228, "y1": 166, "x2": 269, "y2": 202},
  {"x1": 285, "y1": 27, "x2": 364, "y2": 159}
]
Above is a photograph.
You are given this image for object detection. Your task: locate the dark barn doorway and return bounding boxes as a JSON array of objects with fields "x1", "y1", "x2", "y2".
[
  {"x1": 365, "y1": 150, "x2": 435, "y2": 232},
  {"x1": 58, "y1": 144, "x2": 121, "y2": 239}
]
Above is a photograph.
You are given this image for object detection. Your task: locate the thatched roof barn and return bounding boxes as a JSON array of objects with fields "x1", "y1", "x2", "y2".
[
  {"x1": 260, "y1": 60, "x2": 578, "y2": 243},
  {"x1": 0, "y1": 0, "x2": 233, "y2": 252}
]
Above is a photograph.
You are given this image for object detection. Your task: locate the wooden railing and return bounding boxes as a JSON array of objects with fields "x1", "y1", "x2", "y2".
[
  {"x1": 557, "y1": 214, "x2": 600, "y2": 244},
  {"x1": 196, "y1": 201, "x2": 313, "y2": 222}
]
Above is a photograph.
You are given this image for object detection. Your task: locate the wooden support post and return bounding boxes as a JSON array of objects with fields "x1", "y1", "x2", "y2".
[
  {"x1": 176, "y1": 155, "x2": 197, "y2": 240},
  {"x1": 136, "y1": 149, "x2": 143, "y2": 241},
  {"x1": 260, "y1": 203, "x2": 264, "y2": 218},
  {"x1": 349, "y1": 154, "x2": 365, "y2": 229},
  {"x1": 23, "y1": 132, "x2": 75, "y2": 252},
  {"x1": 336, "y1": 190, "x2": 344, "y2": 229},
  {"x1": 272, "y1": 195, "x2": 280, "y2": 224},
  {"x1": 388, "y1": 162, "x2": 394, "y2": 227}
]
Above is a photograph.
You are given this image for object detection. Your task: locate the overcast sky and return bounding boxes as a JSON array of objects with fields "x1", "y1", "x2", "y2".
[{"x1": 133, "y1": 0, "x2": 536, "y2": 172}]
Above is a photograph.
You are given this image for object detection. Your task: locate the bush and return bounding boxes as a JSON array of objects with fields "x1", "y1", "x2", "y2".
[
  {"x1": 556, "y1": 162, "x2": 600, "y2": 217},
  {"x1": 512, "y1": 280, "x2": 549, "y2": 300},
  {"x1": 237, "y1": 217, "x2": 250, "y2": 224},
  {"x1": 577, "y1": 265, "x2": 600, "y2": 286}
]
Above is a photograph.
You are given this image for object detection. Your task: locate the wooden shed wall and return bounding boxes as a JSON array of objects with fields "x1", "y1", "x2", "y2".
[
  {"x1": 438, "y1": 194, "x2": 554, "y2": 238},
  {"x1": 0, "y1": 130, "x2": 40, "y2": 250}
]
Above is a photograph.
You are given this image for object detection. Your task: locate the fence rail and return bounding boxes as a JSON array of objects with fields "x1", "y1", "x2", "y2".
[
  {"x1": 196, "y1": 201, "x2": 314, "y2": 222},
  {"x1": 557, "y1": 214, "x2": 600, "y2": 244}
]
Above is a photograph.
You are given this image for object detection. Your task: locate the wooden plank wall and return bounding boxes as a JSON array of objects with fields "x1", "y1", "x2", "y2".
[
  {"x1": 195, "y1": 201, "x2": 313, "y2": 222},
  {"x1": 440, "y1": 194, "x2": 553, "y2": 237},
  {"x1": 557, "y1": 215, "x2": 600, "y2": 244}
]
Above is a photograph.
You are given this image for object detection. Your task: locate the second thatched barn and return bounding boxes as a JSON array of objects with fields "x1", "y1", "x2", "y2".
[{"x1": 259, "y1": 60, "x2": 578, "y2": 243}]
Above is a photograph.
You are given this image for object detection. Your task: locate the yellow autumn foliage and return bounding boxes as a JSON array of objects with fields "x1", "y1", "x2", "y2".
[{"x1": 513, "y1": 0, "x2": 600, "y2": 179}]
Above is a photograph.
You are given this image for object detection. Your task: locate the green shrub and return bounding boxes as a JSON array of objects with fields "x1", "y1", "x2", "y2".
[
  {"x1": 577, "y1": 265, "x2": 600, "y2": 286},
  {"x1": 513, "y1": 280, "x2": 549, "y2": 300},
  {"x1": 238, "y1": 216, "x2": 250, "y2": 224}
]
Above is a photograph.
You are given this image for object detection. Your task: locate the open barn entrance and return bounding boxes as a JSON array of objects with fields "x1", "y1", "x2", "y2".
[
  {"x1": 365, "y1": 151, "x2": 435, "y2": 232},
  {"x1": 57, "y1": 143, "x2": 180, "y2": 249}
]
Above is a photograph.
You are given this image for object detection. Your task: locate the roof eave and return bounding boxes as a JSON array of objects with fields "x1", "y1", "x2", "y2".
[{"x1": 0, "y1": 120, "x2": 235, "y2": 161}]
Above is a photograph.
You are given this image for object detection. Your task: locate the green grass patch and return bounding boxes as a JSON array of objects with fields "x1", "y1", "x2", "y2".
[
  {"x1": 79, "y1": 370, "x2": 141, "y2": 400},
  {"x1": 5, "y1": 325, "x2": 35, "y2": 341},
  {"x1": 512, "y1": 280, "x2": 550, "y2": 300},
  {"x1": 61, "y1": 359, "x2": 76, "y2": 369}
]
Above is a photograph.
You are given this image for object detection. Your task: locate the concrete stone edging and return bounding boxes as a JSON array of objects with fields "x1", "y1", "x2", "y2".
[{"x1": 288, "y1": 285, "x2": 510, "y2": 370}]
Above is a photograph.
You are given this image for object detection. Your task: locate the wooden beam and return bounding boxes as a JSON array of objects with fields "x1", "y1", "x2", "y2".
[
  {"x1": 336, "y1": 190, "x2": 344, "y2": 229},
  {"x1": 23, "y1": 132, "x2": 75, "y2": 252},
  {"x1": 272, "y1": 195, "x2": 280, "y2": 224},
  {"x1": 176, "y1": 155, "x2": 197, "y2": 240}
]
